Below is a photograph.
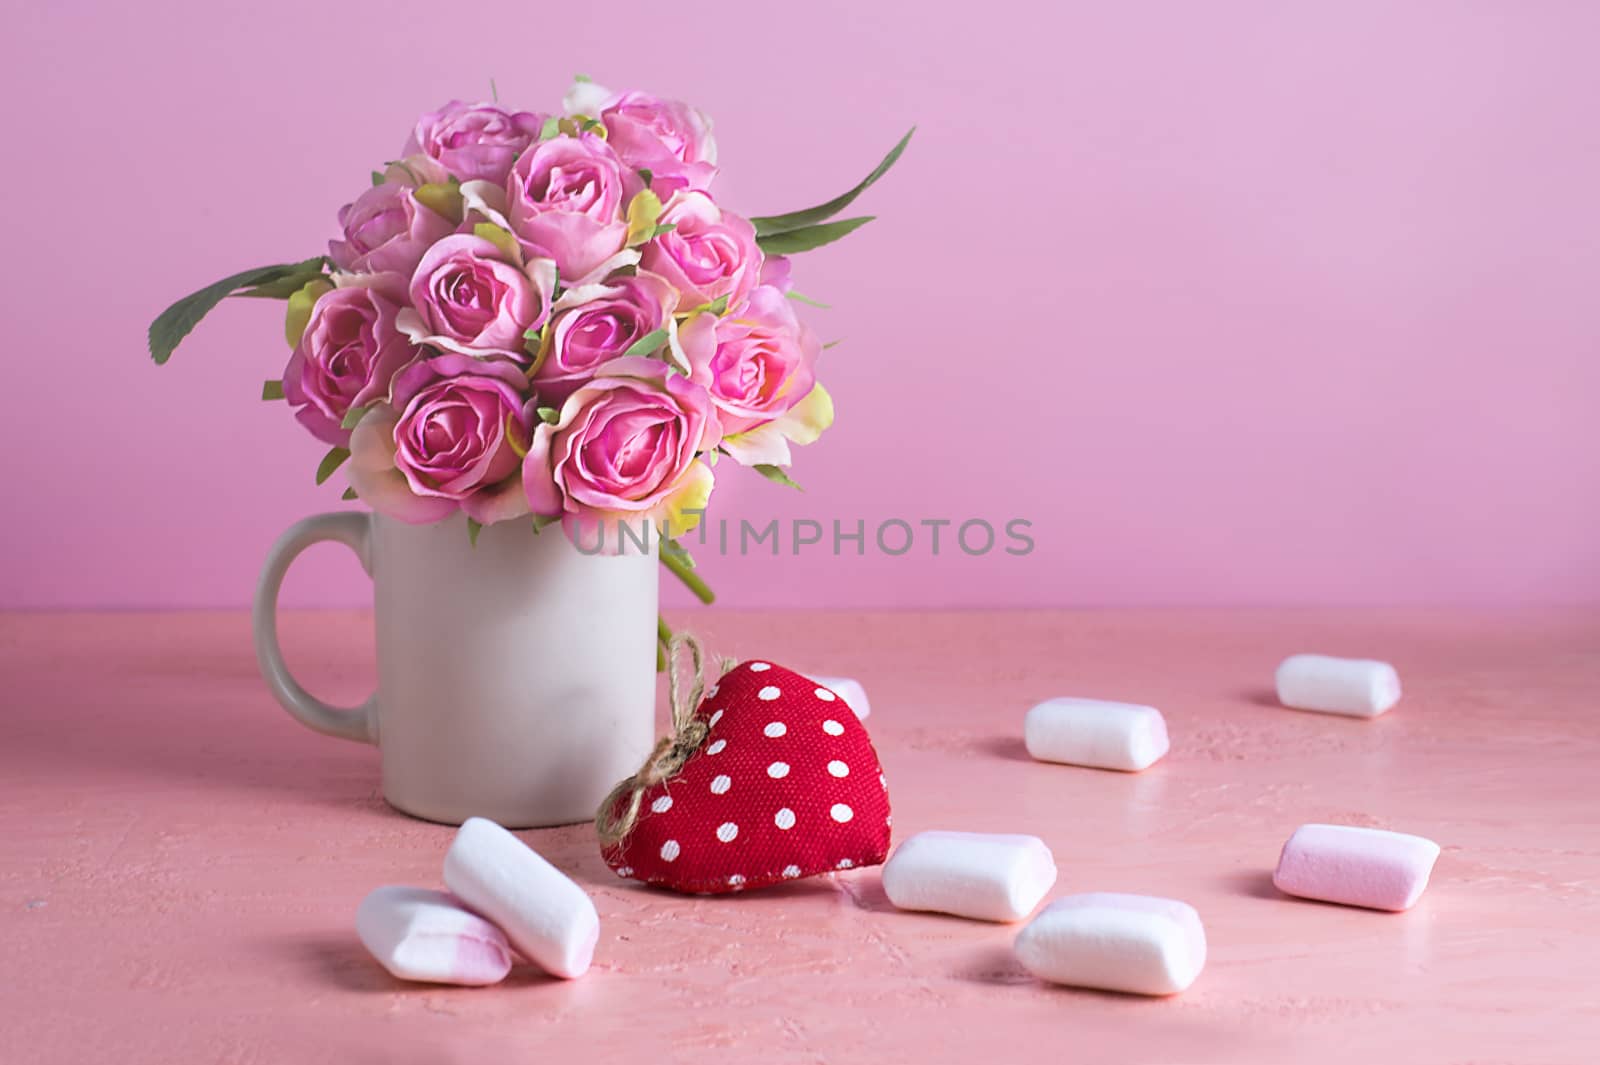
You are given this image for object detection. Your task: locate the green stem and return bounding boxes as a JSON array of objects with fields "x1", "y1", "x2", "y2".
[
  {"x1": 660, "y1": 550, "x2": 715, "y2": 605},
  {"x1": 656, "y1": 615, "x2": 672, "y2": 673}
]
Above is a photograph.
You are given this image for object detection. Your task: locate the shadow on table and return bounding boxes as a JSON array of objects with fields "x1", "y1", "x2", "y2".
[
  {"x1": 951, "y1": 944, "x2": 1035, "y2": 986},
  {"x1": 275, "y1": 932, "x2": 565, "y2": 994},
  {"x1": 1238, "y1": 687, "x2": 1281, "y2": 709},
  {"x1": 1219, "y1": 869, "x2": 1287, "y2": 901},
  {"x1": 970, "y1": 735, "x2": 1032, "y2": 762}
]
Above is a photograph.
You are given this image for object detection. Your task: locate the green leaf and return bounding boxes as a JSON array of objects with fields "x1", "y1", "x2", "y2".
[
  {"x1": 149, "y1": 257, "x2": 328, "y2": 364},
  {"x1": 284, "y1": 278, "x2": 334, "y2": 347},
  {"x1": 638, "y1": 168, "x2": 653, "y2": 187},
  {"x1": 415, "y1": 181, "x2": 465, "y2": 223},
  {"x1": 342, "y1": 487, "x2": 359, "y2": 501},
  {"x1": 823, "y1": 339, "x2": 844, "y2": 350},
  {"x1": 648, "y1": 222, "x2": 677, "y2": 239},
  {"x1": 472, "y1": 222, "x2": 519, "y2": 261},
  {"x1": 625, "y1": 189, "x2": 663, "y2": 247},
  {"x1": 531, "y1": 513, "x2": 561, "y2": 535},
  {"x1": 753, "y1": 463, "x2": 803, "y2": 491},
  {"x1": 574, "y1": 73, "x2": 592, "y2": 83},
  {"x1": 756, "y1": 216, "x2": 875, "y2": 256},
  {"x1": 750, "y1": 127, "x2": 914, "y2": 237},
  {"x1": 232, "y1": 259, "x2": 331, "y2": 299},
  {"x1": 621, "y1": 326, "x2": 669, "y2": 358},
  {"x1": 467, "y1": 517, "x2": 484, "y2": 547},
  {"x1": 261, "y1": 380, "x2": 285, "y2": 401},
  {"x1": 539, "y1": 115, "x2": 561, "y2": 141},
  {"x1": 315, "y1": 446, "x2": 351, "y2": 486},
  {"x1": 340, "y1": 405, "x2": 370, "y2": 431},
  {"x1": 786, "y1": 290, "x2": 831, "y2": 309},
  {"x1": 370, "y1": 170, "x2": 385, "y2": 186},
  {"x1": 536, "y1": 406, "x2": 560, "y2": 424}
]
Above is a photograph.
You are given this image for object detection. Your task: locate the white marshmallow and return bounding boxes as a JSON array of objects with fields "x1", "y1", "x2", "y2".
[
  {"x1": 355, "y1": 885, "x2": 512, "y2": 986},
  {"x1": 1276, "y1": 654, "x2": 1401, "y2": 718},
  {"x1": 881, "y1": 830, "x2": 1057, "y2": 922},
  {"x1": 1015, "y1": 893, "x2": 1206, "y2": 996},
  {"x1": 1024, "y1": 697, "x2": 1169, "y2": 771},
  {"x1": 442, "y1": 817, "x2": 600, "y2": 979},
  {"x1": 808, "y1": 674, "x2": 870, "y2": 720}
]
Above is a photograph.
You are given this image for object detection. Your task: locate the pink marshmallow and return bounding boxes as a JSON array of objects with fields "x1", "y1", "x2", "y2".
[
  {"x1": 355, "y1": 886, "x2": 513, "y2": 986},
  {"x1": 1273, "y1": 823, "x2": 1441, "y2": 912}
]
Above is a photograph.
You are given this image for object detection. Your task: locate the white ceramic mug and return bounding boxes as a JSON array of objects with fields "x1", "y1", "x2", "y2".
[{"x1": 252, "y1": 511, "x2": 658, "y2": 828}]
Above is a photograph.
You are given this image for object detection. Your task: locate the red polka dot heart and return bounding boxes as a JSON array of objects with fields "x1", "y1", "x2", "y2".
[{"x1": 601, "y1": 661, "x2": 892, "y2": 894}]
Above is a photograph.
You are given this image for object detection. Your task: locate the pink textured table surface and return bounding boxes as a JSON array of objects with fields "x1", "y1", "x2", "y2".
[{"x1": 3, "y1": 609, "x2": 1598, "y2": 1064}]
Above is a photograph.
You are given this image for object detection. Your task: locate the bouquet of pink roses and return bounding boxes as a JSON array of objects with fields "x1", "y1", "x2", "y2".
[{"x1": 151, "y1": 78, "x2": 909, "y2": 603}]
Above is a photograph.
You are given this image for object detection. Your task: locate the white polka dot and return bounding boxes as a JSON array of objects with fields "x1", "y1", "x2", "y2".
[
  {"x1": 830, "y1": 803, "x2": 854, "y2": 823},
  {"x1": 815, "y1": 687, "x2": 836, "y2": 701},
  {"x1": 748, "y1": 662, "x2": 771, "y2": 672},
  {"x1": 716, "y1": 822, "x2": 739, "y2": 843},
  {"x1": 879, "y1": 773, "x2": 887, "y2": 789},
  {"x1": 706, "y1": 684, "x2": 719, "y2": 699},
  {"x1": 763, "y1": 721, "x2": 787, "y2": 737},
  {"x1": 836, "y1": 858, "x2": 854, "y2": 870},
  {"x1": 822, "y1": 719, "x2": 845, "y2": 736},
  {"x1": 728, "y1": 874, "x2": 746, "y2": 888},
  {"x1": 651, "y1": 795, "x2": 673, "y2": 814},
  {"x1": 616, "y1": 866, "x2": 633, "y2": 877},
  {"x1": 709, "y1": 710, "x2": 723, "y2": 728},
  {"x1": 828, "y1": 760, "x2": 849, "y2": 777},
  {"x1": 774, "y1": 807, "x2": 796, "y2": 830},
  {"x1": 767, "y1": 761, "x2": 790, "y2": 778},
  {"x1": 710, "y1": 774, "x2": 731, "y2": 795},
  {"x1": 782, "y1": 865, "x2": 801, "y2": 878},
  {"x1": 707, "y1": 739, "x2": 727, "y2": 755},
  {"x1": 759, "y1": 686, "x2": 782, "y2": 702},
  {"x1": 660, "y1": 840, "x2": 680, "y2": 862}
]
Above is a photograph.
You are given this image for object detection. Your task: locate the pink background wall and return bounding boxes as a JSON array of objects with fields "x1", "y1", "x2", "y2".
[{"x1": 4, "y1": 1, "x2": 1597, "y2": 609}]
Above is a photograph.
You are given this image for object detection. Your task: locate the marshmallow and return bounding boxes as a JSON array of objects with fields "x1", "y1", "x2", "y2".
[
  {"x1": 807, "y1": 674, "x2": 870, "y2": 720},
  {"x1": 1275, "y1": 654, "x2": 1401, "y2": 718},
  {"x1": 1273, "y1": 823, "x2": 1440, "y2": 911},
  {"x1": 442, "y1": 817, "x2": 600, "y2": 979},
  {"x1": 1024, "y1": 697, "x2": 1169, "y2": 771},
  {"x1": 1015, "y1": 893, "x2": 1206, "y2": 996},
  {"x1": 355, "y1": 885, "x2": 513, "y2": 986},
  {"x1": 882, "y1": 830, "x2": 1056, "y2": 922}
]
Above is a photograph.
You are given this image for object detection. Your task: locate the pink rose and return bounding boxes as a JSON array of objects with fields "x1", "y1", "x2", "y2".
[
  {"x1": 522, "y1": 357, "x2": 720, "y2": 547},
  {"x1": 532, "y1": 273, "x2": 676, "y2": 404},
  {"x1": 600, "y1": 91, "x2": 717, "y2": 198},
  {"x1": 328, "y1": 182, "x2": 454, "y2": 276},
  {"x1": 405, "y1": 100, "x2": 545, "y2": 185},
  {"x1": 759, "y1": 254, "x2": 793, "y2": 293},
  {"x1": 639, "y1": 191, "x2": 762, "y2": 312},
  {"x1": 283, "y1": 275, "x2": 413, "y2": 446},
  {"x1": 348, "y1": 362, "x2": 534, "y2": 525},
  {"x1": 398, "y1": 234, "x2": 556, "y2": 362},
  {"x1": 507, "y1": 132, "x2": 629, "y2": 284},
  {"x1": 677, "y1": 286, "x2": 819, "y2": 437}
]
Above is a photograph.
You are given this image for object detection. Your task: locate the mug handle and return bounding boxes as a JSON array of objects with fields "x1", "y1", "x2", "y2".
[{"x1": 252, "y1": 511, "x2": 378, "y2": 744}]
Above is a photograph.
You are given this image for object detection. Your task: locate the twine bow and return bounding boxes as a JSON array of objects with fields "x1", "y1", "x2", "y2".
[{"x1": 595, "y1": 632, "x2": 734, "y2": 846}]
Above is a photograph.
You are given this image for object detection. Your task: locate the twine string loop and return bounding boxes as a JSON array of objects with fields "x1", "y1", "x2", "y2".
[{"x1": 595, "y1": 633, "x2": 730, "y2": 846}]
